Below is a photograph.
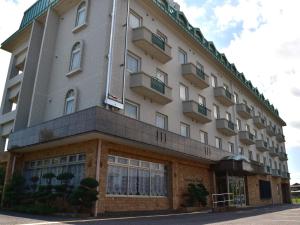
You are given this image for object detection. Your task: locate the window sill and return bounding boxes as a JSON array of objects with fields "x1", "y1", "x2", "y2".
[
  {"x1": 72, "y1": 23, "x2": 88, "y2": 33},
  {"x1": 66, "y1": 68, "x2": 82, "y2": 77}
]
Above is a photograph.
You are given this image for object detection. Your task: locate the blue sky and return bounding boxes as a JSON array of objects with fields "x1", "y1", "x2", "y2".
[{"x1": 0, "y1": 0, "x2": 299, "y2": 183}]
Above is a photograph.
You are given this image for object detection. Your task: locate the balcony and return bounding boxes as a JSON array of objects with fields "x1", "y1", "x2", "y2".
[
  {"x1": 282, "y1": 172, "x2": 290, "y2": 179},
  {"x1": 216, "y1": 119, "x2": 237, "y2": 136},
  {"x1": 239, "y1": 131, "x2": 255, "y2": 145},
  {"x1": 130, "y1": 72, "x2": 172, "y2": 105},
  {"x1": 236, "y1": 103, "x2": 252, "y2": 119},
  {"x1": 269, "y1": 147, "x2": 279, "y2": 157},
  {"x1": 272, "y1": 169, "x2": 281, "y2": 177},
  {"x1": 255, "y1": 140, "x2": 269, "y2": 152},
  {"x1": 253, "y1": 116, "x2": 266, "y2": 129},
  {"x1": 214, "y1": 87, "x2": 234, "y2": 107},
  {"x1": 181, "y1": 63, "x2": 209, "y2": 89},
  {"x1": 279, "y1": 152, "x2": 288, "y2": 161},
  {"x1": 132, "y1": 27, "x2": 172, "y2": 64},
  {"x1": 276, "y1": 133, "x2": 285, "y2": 143},
  {"x1": 266, "y1": 125, "x2": 276, "y2": 137},
  {"x1": 182, "y1": 100, "x2": 212, "y2": 124},
  {"x1": 264, "y1": 166, "x2": 271, "y2": 175}
]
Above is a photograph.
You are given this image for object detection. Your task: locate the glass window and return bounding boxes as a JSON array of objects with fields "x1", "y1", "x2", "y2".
[
  {"x1": 228, "y1": 142, "x2": 234, "y2": 153},
  {"x1": 200, "y1": 130, "x2": 208, "y2": 144},
  {"x1": 156, "y1": 113, "x2": 167, "y2": 130},
  {"x1": 107, "y1": 155, "x2": 167, "y2": 197},
  {"x1": 156, "y1": 69, "x2": 167, "y2": 84},
  {"x1": 178, "y1": 49, "x2": 187, "y2": 64},
  {"x1": 69, "y1": 42, "x2": 81, "y2": 71},
  {"x1": 129, "y1": 11, "x2": 141, "y2": 29},
  {"x1": 257, "y1": 153, "x2": 261, "y2": 162},
  {"x1": 234, "y1": 92, "x2": 239, "y2": 104},
  {"x1": 236, "y1": 118, "x2": 241, "y2": 131},
  {"x1": 179, "y1": 84, "x2": 188, "y2": 101},
  {"x1": 226, "y1": 112, "x2": 232, "y2": 121},
  {"x1": 65, "y1": 89, "x2": 75, "y2": 115},
  {"x1": 198, "y1": 95, "x2": 205, "y2": 106},
  {"x1": 254, "y1": 129, "x2": 257, "y2": 138},
  {"x1": 213, "y1": 104, "x2": 220, "y2": 119},
  {"x1": 249, "y1": 151, "x2": 253, "y2": 160},
  {"x1": 75, "y1": 2, "x2": 87, "y2": 27},
  {"x1": 124, "y1": 101, "x2": 139, "y2": 119},
  {"x1": 127, "y1": 53, "x2": 140, "y2": 73},
  {"x1": 180, "y1": 122, "x2": 190, "y2": 137},
  {"x1": 215, "y1": 137, "x2": 222, "y2": 149},
  {"x1": 211, "y1": 74, "x2": 217, "y2": 87},
  {"x1": 239, "y1": 146, "x2": 244, "y2": 155},
  {"x1": 246, "y1": 124, "x2": 250, "y2": 131}
]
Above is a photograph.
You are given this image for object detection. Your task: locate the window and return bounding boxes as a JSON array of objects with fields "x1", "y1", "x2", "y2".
[
  {"x1": 69, "y1": 42, "x2": 82, "y2": 72},
  {"x1": 129, "y1": 11, "x2": 141, "y2": 29},
  {"x1": 213, "y1": 104, "x2": 220, "y2": 119},
  {"x1": 64, "y1": 89, "x2": 76, "y2": 115},
  {"x1": 156, "y1": 113, "x2": 168, "y2": 130},
  {"x1": 157, "y1": 30, "x2": 167, "y2": 43},
  {"x1": 75, "y1": 2, "x2": 87, "y2": 27},
  {"x1": 263, "y1": 157, "x2": 267, "y2": 165},
  {"x1": 257, "y1": 154, "x2": 261, "y2": 162},
  {"x1": 215, "y1": 137, "x2": 222, "y2": 149},
  {"x1": 253, "y1": 129, "x2": 257, "y2": 138},
  {"x1": 226, "y1": 112, "x2": 232, "y2": 121},
  {"x1": 127, "y1": 52, "x2": 140, "y2": 73},
  {"x1": 178, "y1": 49, "x2": 187, "y2": 64},
  {"x1": 24, "y1": 153, "x2": 86, "y2": 187},
  {"x1": 198, "y1": 95, "x2": 206, "y2": 106},
  {"x1": 236, "y1": 118, "x2": 241, "y2": 131},
  {"x1": 228, "y1": 142, "x2": 234, "y2": 153},
  {"x1": 251, "y1": 106, "x2": 255, "y2": 114},
  {"x1": 249, "y1": 151, "x2": 253, "y2": 160},
  {"x1": 233, "y1": 92, "x2": 239, "y2": 104},
  {"x1": 223, "y1": 83, "x2": 229, "y2": 90},
  {"x1": 124, "y1": 101, "x2": 139, "y2": 119},
  {"x1": 238, "y1": 146, "x2": 244, "y2": 155},
  {"x1": 179, "y1": 84, "x2": 188, "y2": 101},
  {"x1": 199, "y1": 130, "x2": 208, "y2": 144},
  {"x1": 259, "y1": 180, "x2": 272, "y2": 199},
  {"x1": 156, "y1": 69, "x2": 167, "y2": 84},
  {"x1": 180, "y1": 122, "x2": 190, "y2": 137},
  {"x1": 106, "y1": 155, "x2": 167, "y2": 196},
  {"x1": 211, "y1": 74, "x2": 217, "y2": 87},
  {"x1": 245, "y1": 124, "x2": 250, "y2": 132}
]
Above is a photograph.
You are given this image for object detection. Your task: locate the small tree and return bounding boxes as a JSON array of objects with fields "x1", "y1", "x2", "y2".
[
  {"x1": 187, "y1": 183, "x2": 209, "y2": 207},
  {"x1": 3, "y1": 174, "x2": 26, "y2": 208},
  {"x1": 30, "y1": 176, "x2": 39, "y2": 192},
  {"x1": 69, "y1": 178, "x2": 99, "y2": 213},
  {"x1": 55, "y1": 172, "x2": 74, "y2": 209}
]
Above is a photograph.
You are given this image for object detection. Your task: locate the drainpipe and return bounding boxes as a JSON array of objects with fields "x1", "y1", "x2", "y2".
[{"x1": 94, "y1": 140, "x2": 102, "y2": 217}]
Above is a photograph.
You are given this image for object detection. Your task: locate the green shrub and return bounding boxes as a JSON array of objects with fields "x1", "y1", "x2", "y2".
[
  {"x1": 69, "y1": 178, "x2": 99, "y2": 212},
  {"x1": 187, "y1": 183, "x2": 209, "y2": 207},
  {"x1": 13, "y1": 203, "x2": 57, "y2": 215},
  {"x1": 3, "y1": 174, "x2": 26, "y2": 207}
]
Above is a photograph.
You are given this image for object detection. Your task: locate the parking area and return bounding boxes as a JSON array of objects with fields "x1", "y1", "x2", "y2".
[{"x1": 0, "y1": 204, "x2": 299, "y2": 225}]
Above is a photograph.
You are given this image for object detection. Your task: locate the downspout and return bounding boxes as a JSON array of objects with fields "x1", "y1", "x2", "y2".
[{"x1": 104, "y1": 0, "x2": 117, "y2": 109}]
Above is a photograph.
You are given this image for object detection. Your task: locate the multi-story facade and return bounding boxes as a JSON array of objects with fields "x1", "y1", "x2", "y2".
[{"x1": 0, "y1": 0, "x2": 290, "y2": 213}]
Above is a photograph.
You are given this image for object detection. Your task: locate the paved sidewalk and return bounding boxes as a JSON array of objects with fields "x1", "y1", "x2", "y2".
[{"x1": 0, "y1": 204, "x2": 299, "y2": 225}]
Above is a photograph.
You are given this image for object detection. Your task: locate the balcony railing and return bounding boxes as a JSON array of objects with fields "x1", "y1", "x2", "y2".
[
  {"x1": 276, "y1": 133, "x2": 285, "y2": 143},
  {"x1": 266, "y1": 125, "x2": 276, "y2": 137},
  {"x1": 216, "y1": 119, "x2": 237, "y2": 136},
  {"x1": 151, "y1": 77, "x2": 165, "y2": 94},
  {"x1": 132, "y1": 27, "x2": 172, "y2": 63},
  {"x1": 279, "y1": 152, "x2": 288, "y2": 161},
  {"x1": 236, "y1": 103, "x2": 252, "y2": 119},
  {"x1": 253, "y1": 116, "x2": 266, "y2": 129},
  {"x1": 151, "y1": 34, "x2": 165, "y2": 50},
  {"x1": 264, "y1": 166, "x2": 271, "y2": 174},
  {"x1": 256, "y1": 140, "x2": 269, "y2": 152},
  {"x1": 181, "y1": 63, "x2": 209, "y2": 89},
  {"x1": 130, "y1": 72, "x2": 172, "y2": 105},
  {"x1": 214, "y1": 87, "x2": 235, "y2": 107},
  {"x1": 182, "y1": 101, "x2": 212, "y2": 124},
  {"x1": 239, "y1": 131, "x2": 255, "y2": 145}
]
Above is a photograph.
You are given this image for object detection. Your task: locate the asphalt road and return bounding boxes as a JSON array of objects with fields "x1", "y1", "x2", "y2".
[{"x1": 0, "y1": 204, "x2": 299, "y2": 225}]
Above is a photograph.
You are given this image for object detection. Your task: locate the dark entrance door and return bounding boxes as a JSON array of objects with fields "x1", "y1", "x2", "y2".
[{"x1": 281, "y1": 183, "x2": 291, "y2": 204}]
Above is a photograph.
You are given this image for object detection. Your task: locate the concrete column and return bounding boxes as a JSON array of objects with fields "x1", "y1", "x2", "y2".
[
  {"x1": 28, "y1": 9, "x2": 59, "y2": 126},
  {"x1": 0, "y1": 152, "x2": 15, "y2": 207},
  {"x1": 171, "y1": 161, "x2": 179, "y2": 210},
  {"x1": 14, "y1": 21, "x2": 44, "y2": 131}
]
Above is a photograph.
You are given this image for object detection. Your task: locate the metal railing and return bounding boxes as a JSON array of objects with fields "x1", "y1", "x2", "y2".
[
  {"x1": 212, "y1": 193, "x2": 234, "y2": 208},
  {"x1": 151, "y1": 33, "x2": 165, "y2": 50},
  {"x1": 225, "y1": 89, "x2": 232, "y2": 99},
  {"x1": 151, "y1": 77, "x2": 165, "y2": 94},
  {"x1": 228, "y1": 121, "x2": 235, "y2": 130},
  {"x1": 198, "y1": 104, "x2": 208, "y2": 116},
  {"x1": 196, "y1": 67, "x2": 205, "y2": 80}
]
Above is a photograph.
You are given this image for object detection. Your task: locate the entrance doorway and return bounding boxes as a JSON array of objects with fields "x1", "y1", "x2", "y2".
[
  {"x1": 281, "y1": 183, "x2": 291, "y2": 204},
  {"x1": 228, "y1": 176, "x2": 247, "y2": 207}
]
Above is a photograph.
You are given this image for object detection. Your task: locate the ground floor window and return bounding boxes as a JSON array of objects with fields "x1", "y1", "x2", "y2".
[
  {"x1": 106, "y1": 155, "x2": 167, "y2": 197},
  {"x1": 23, "y1": 153, "x2": 86, "y2": 186},
  {"x1": 259, "y1": 180, "x2": 272, "y2": 199}
]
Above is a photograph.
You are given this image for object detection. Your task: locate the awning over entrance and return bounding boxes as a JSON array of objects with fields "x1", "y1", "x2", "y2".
[{"x1": 213, "y1": 155, "x2": 265, "y2": 176}]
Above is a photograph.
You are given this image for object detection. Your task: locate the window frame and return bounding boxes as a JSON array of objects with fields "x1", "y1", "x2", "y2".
[
  {"x1": 127, "y1": 51, "x2": 141, "y2": 73},
  {"x1": 199, "y1": 130, "x2": 208, "y2": 144},
  {"x1": 64, "y1": 89, "x2": 77, "y2": 115},
  {"x1": 74, "y1": 1, "x2": 88, "y2": 31},
  {"x1": 180, "y1": 122, "x2": 190, "y2": 138},
  {"x1": 215, "y1": 137, "x2": 222, "y2": 149},
  {"x1": 68, "y1": 41, "x2": 84, "y2": 76},
  {"x1": 211, "y1": 74, "x2": 217, "y2": 87},
  {"x1": 129, "y1": 10, "x2": 142, "y2": 29},
  {"x1": 124, "y1": 100, "x2": 140, "y2": 120},
  {"x1": 213, "y1": 104, "x2": 220, "y2": 119},
  {"x1": 155, "y1": 112, "x2": 168, "y2": 130},
  {"x1": 178, "y1": 48, "x2": 187, "y2": 64},
  {"x1": 179, "y1": 83, "x2": 188, "y2": 101}
]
